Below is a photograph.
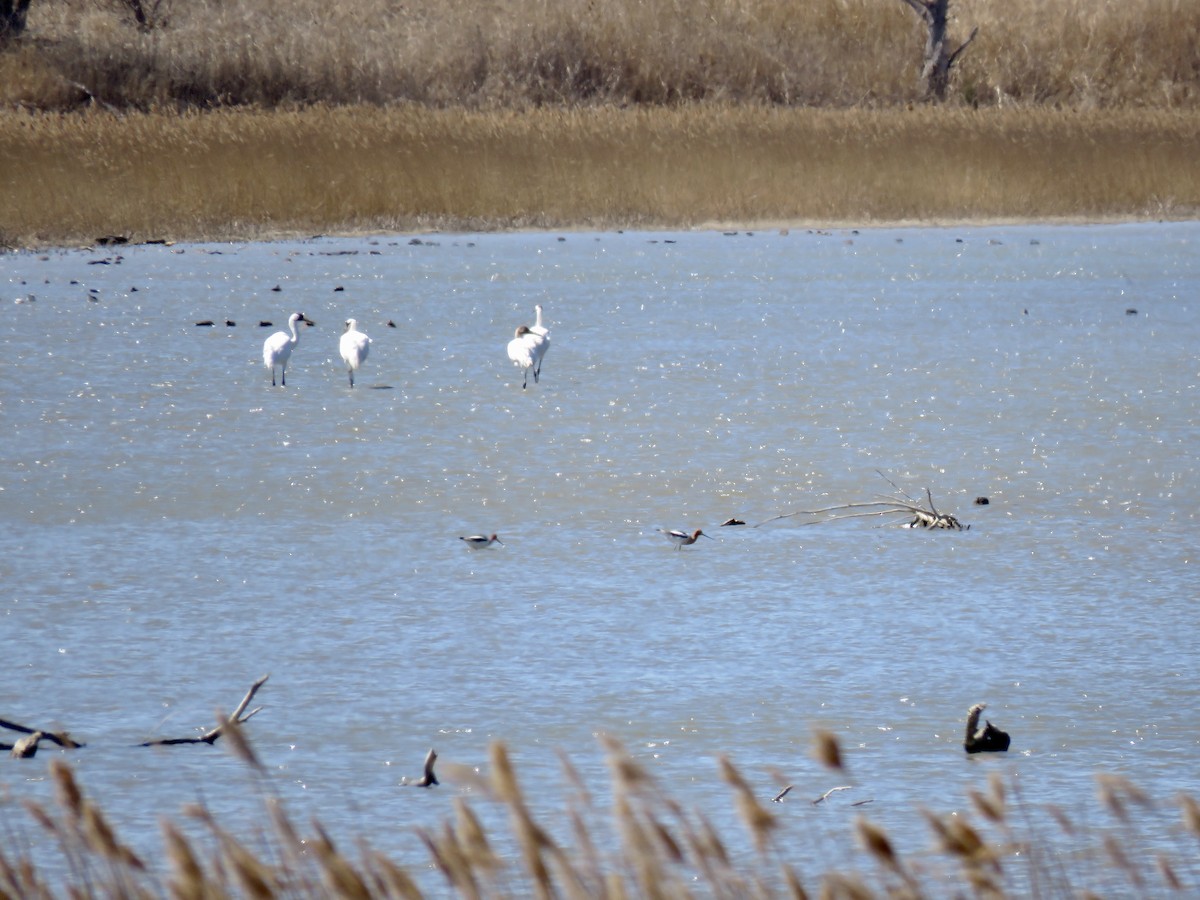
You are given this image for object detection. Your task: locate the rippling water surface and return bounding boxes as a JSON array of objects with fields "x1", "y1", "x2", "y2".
[{"x1": 2, "y1": 223, "x2": 1198, "y2": 890}]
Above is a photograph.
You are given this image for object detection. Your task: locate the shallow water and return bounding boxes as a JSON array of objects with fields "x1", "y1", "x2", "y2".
[{"x1": 2, "y1": 222, "x2": 1198, "y2": 892}]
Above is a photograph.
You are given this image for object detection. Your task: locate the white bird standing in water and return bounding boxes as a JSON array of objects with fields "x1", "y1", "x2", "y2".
[
  {"x1": 339, "y1": 318, "x2": 371, "y2": 387},
  {"x1": 529, "y1": 304, "x2": 550, "y2": 381},
  {"x1": 262, "y1": 312, "x2": 312, "y2": 386},
  {"x1": 507, "y1": 324, "x2": 546, "y2": 389}
]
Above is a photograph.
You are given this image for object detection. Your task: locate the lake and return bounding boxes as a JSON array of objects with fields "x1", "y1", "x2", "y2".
[{"x1": 2, "y1": 222, "x2": 1198, "y2": 894}]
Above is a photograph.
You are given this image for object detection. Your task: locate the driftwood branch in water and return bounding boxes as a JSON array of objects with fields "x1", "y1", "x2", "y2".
[
  {"x1": 2, "y1": 717, "x2": 84, "y2": 758},
  {"x1": 754, "y1": 471, "x2": 969, "y2": 531},
  {"x1": 139, "y1": 675, "x2": 269, "y2": 747}
]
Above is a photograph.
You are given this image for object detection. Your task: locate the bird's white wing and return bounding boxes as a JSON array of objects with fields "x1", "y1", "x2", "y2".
[{"x1": 507, "y1": 335, "x2": 535, "y2": 367}]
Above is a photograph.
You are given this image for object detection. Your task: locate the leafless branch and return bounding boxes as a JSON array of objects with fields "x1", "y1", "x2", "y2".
[{"x1": 140, "y1": 675, "x2": 269, "y2": 748}]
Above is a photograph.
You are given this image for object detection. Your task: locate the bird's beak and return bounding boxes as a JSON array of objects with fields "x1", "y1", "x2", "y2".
[{"x1": 701, "y1": 532, "x2": 715, "y2": 540}]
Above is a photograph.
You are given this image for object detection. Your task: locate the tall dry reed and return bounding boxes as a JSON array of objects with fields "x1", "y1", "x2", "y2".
[
  {"x1": 3, "y1": 734, "x2": 1198, "y2": 898},
  {"x1": 2, "y1": 104, "x2": 1198, "y2": 247}
]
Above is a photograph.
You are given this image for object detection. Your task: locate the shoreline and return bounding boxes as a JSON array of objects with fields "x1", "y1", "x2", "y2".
[{"x1": 5, "y1": 214, "x2": 1187, "y2": 254}]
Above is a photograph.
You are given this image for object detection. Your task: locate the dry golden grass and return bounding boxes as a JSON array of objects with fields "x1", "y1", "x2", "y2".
[
  {"x1": 2, "y1": 104, "x2": 1198, "y2": 247},
  {"x1": 3, "y1": 0, "x2": 1199, "y2": 111},
  {"x1": 3, "y1": 735, "x2": 1198, "y2": 899}
]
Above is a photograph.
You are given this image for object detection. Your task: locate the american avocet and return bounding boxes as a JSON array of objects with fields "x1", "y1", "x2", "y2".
[
  {"x1": 460, "y1": 533, "x2": 504, "y2": 549},
  {"x1": 658, "y1": 528, "x2": 714, "y2": 550},
  {"x1": 339, "y1": 318, "x2": 371, "y2": 387},
  {"x1": 506, "y1": 324, "x2": 546, "y2": 389},
  {"x1": 529, "y1": 304, "x2": 550, "y2": 380},
  {"x1": 262, "y1": 312, "x2": 312, "y2": 386}
]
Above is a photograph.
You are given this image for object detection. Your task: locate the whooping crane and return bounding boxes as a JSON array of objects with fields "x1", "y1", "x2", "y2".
[
  {"x1": 339, "y1": 318, "x2": 371, "y2": 387},
  {"x1": 262, "y1": 312, "x2": 312, "y2": 386},
  {"x1": 529, "y1": 304, "x2": 551, "y2": 381},
  {"x1": 507, "y1": 324, "x2": 546, "y2": 390}
]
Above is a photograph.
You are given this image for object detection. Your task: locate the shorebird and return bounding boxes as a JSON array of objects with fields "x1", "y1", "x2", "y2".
[
  {"x1": 507, "y1": 324, "x2": 547, "y2": 389},
  {"x1": 262, "y1": 312, "x2": 312, "y2": 386},
  {"x1": 460, "y1": 533, "x2": 504, "y2": 549},
  {"x1": 658, "y1": 528, "x2": 714, "y2": 550},
  {"x1": 339, "y1": 318, "x2": 371, "y2": 387}
]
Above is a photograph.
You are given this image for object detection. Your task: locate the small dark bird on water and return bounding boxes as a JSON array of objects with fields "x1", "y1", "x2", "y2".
[
  {"x1": 963, "y1": 703, "x2": 1011, "y2": 753},
  {"x1": 401, "y1": 748, "x2": 439, "y2": 787}
]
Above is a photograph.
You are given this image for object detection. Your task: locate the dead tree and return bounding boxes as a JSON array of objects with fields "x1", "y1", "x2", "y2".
[
  {"x1": 898, "y1": 0, "x2": 978, "y2": 102},
  {"x1": 139, "y1": 675, "x2": 268, "y2": 747},
  {"x1": 755, "y1": 471, "x2": 970, "y2": 531},
  {"x1": 2, "y1": 717, "x2": 84, "y2": 758},
  {"x1": 963, "y1": 703, "x2": 1010, "y2": 753},
  {"x1": 0, "y1": 0, "x2": 32, "y2": 44},
  {"x1": 112, "y1": 0, "x2": 169, "y2": 32}
]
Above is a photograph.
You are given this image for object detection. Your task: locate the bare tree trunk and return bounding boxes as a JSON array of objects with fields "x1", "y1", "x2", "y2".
[
  {"x1": 899, "y1": 0, "x2": 978, "y2": 102},
  {"x1": 0, "y1": 0, "x2": 32, "y2": 44},
  {"x1": 119, "y1": 0, "x2": 167, "y2": 32}
]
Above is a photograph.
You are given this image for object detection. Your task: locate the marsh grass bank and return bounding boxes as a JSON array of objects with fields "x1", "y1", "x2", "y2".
[{"x1": 3, "y1": 105, "x2": 1199, "y2": 248}]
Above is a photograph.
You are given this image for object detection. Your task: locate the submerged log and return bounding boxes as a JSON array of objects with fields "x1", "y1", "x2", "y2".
[
  {"x1": 10, "y1": 731, "x2": 44, "y2": 759},
  {"x1": 903, "y1": 508, "x2": 969, "y2": 530},
  {"x1": 139, "y1": 675, "x2": 268, "y2": 747},
  {"x1": 1, "y1": 717, "x2": 84, "y2": 756},
  {"x1": 963, "y1": 703, "x2": 1011, "y2": 753}
]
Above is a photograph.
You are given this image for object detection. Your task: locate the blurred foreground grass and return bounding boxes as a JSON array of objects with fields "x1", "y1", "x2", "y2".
[{"x1": 4, "y1": 732, "x2": 1199, "y2": 898}]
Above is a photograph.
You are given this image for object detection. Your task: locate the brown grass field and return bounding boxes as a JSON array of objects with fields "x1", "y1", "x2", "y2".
[
  {"x1": 4, "y1": 0, "x2": 1199, "y2": 111},
  {"x1": 2, "y1": 0, "x2": 1200, "y2": 246}
]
